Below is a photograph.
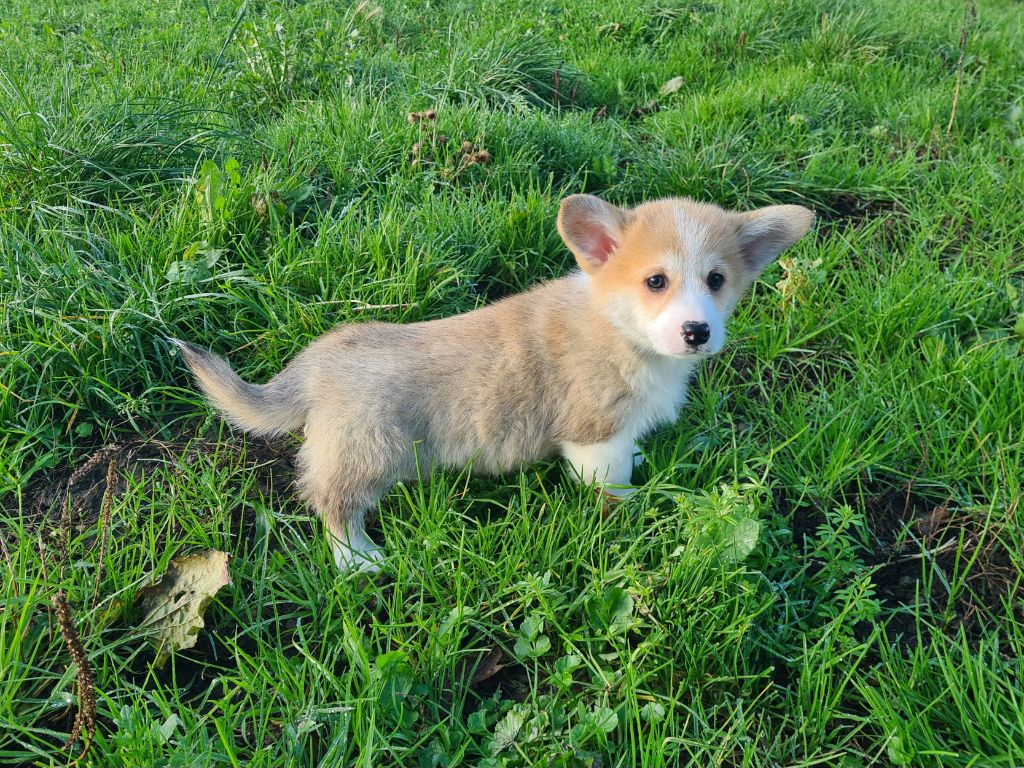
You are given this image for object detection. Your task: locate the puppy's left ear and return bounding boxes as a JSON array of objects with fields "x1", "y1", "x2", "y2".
[
  {"x1": 557, "y1": 194, "x2": 632, "y2": 274},
  {"x1": 734, "y1": 205, "x2": 815, "y2": 276}
]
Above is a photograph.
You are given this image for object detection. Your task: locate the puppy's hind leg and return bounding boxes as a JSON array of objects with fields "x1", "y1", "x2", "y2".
[
  {"x1": 296, "y1": 424, "x2": 394, "y2": 573},
  {"x1": 326, "y1": 499, "x2": 386, "y2": 573}
]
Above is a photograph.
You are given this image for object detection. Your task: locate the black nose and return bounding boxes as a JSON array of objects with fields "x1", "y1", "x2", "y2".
[{"x1": 682, "y1": 321, "x2": 710, "y2": 347}]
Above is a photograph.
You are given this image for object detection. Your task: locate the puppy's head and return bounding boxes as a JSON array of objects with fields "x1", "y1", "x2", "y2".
[{"x1": 557, "y1": 195, "x2": 814, "y2": 358}]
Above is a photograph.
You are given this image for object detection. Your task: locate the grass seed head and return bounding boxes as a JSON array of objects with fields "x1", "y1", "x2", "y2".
[{"x1": 51, "y1": 591, "x2": 97, "y2": 762}]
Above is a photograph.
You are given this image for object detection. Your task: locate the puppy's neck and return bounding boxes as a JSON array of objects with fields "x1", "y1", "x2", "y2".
[{"x1": 555, "y1": 271, "x2": 692, "y2": 381}]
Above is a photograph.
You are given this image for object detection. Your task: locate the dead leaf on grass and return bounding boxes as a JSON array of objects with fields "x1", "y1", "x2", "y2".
[
  {"x1": 470, "y1": 647, "x2": 507, "y2": 686},
  {"x1": 914, "y1": 505, "x2": 952, "y2": 543},
  {"x1": 138, "y1": 549, "x2": 231, "y2": 667},
  {"x1": 659, "y1": 76, "x2": 684, "y2": 96}
]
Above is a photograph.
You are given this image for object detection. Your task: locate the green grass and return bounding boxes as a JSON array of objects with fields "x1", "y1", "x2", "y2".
[{"x1": 1, "y1": 0, "x2": 1023, "y2": 765}]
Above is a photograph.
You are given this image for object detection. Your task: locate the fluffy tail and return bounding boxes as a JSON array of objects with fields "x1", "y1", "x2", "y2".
[{"x1": 171, "y1": 339, "x2": 306, "y2": 437}]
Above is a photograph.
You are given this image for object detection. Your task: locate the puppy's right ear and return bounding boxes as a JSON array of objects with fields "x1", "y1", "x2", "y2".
[{"x1": 557, "y1": 194, "x2": 631, "y2": 273}]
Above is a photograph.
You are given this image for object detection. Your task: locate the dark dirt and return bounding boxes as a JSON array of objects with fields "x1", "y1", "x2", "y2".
[
  {"x1": 787, "y1": 476, "x2": 1021, "y2": 646},
  {"x1": 11, "y1": 425, "x2": 304, "y2": 688},
  {"x1": 10, "y1": 424, "x2": 296, "y2": 539},
  {"x1": 816, "y1": 193, "x2": 903, "y2": 225},
  {"x1": 812, "y1": 193, "x2": 909, "y2": 254},
  {"x1": 444, "y1": 643, "x2": 532, "y2": 704},
  {"x1": 728, "y1": 346, "x2": 857, "y2": 405}
]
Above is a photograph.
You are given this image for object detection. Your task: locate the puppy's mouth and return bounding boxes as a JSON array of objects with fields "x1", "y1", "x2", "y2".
[
  {"x1": 671, "y1": 347, "x2": 712, "y2": 359},
  {"x1": 665, "y1": 338, "x2": 723, "y2": 359},
  {"x1": 650, "y1": 343, "x2": 712, "y2": 359}
]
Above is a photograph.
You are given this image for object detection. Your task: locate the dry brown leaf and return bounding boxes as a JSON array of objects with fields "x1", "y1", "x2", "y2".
[
  {"x1": 470, "y1": 647, "x2": 507, "y2": 686},
  {"x1": 138, "y1": 549, "x2": 231, "y2": 667}
]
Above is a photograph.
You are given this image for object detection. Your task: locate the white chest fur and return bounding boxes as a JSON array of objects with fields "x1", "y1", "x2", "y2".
[
  {"x1": 622, "y1": 357, "x2": 695, "y2": 440},
  {"x1": 559, "y1": 356, "x2": 694, "y2": 494}
]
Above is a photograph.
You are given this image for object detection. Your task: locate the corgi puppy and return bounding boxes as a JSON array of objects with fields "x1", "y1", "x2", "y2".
[{"x1": 174, "y1": 195, "x2": 814, "y2": 571}]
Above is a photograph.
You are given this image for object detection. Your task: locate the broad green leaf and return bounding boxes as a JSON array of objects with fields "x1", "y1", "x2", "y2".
[
  {"x1": 640, "y1": 701, "x2": 666, "y2": 723},
  {"x1": 722, "y1": 515, "x2": 761, "y2": 564},
  {"x1": 520, "y1": 615, "x2": 543, "y2": 640},
  {"x1": 165, "y1": 243, "x2": 223, "y2": 283},
  {"x1": 514, "y1": 633, "x2": 550, "y2": 660},
  {"x1": 491, "y1": 710, "x2": 524, "y2": 755},
  {"x1": 591, "y1": 706, "x2": 618, "y2": 734},
  {"x1": 586, "y1": 586, "x2": 634, "y2": 634}
]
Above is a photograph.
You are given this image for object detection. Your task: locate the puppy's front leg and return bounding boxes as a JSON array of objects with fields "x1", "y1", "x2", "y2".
[
  {"x1": 561, "y1": 433, "x2": 636, "y2": 500},
  {"x1": 632, "y1": 443, "x2": 645, "y2": 468}
]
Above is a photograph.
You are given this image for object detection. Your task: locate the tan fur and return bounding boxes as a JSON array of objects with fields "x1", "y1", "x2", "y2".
[{"x1": 175, "y1": 195, "x2": 814, "y2": 570}]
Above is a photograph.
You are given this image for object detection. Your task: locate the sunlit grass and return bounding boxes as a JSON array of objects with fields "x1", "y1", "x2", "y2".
[{"x1": 1, "y1": 0, "x2": 1022, "y2": 765}]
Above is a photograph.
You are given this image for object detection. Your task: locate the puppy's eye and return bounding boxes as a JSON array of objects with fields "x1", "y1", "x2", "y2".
[
  {"x1": 646, "y1": 274, "x2": 667, "y2": 291},
  {"x1": 707, "y1": 271, "x2": 725, "y2": 291}
]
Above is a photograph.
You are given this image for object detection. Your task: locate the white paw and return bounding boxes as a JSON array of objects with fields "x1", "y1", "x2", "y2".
[
  {"x1": 333, "y1": 543, "x2": 383, "y2": 573},
  {"x1": 332, "y1": 530, "x2": 384, "y2": 573}
]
